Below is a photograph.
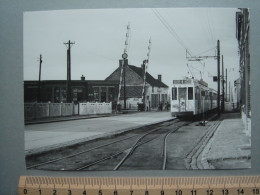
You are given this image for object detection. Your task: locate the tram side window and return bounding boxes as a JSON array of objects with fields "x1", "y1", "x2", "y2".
[
  {"x1": 178, "y1": 87, "x2": 187, "y2": 100},
  {"x1": 172, "y1": 87, "x2": 177, "y2": 100},
  {"x1": 188, "y1": 87, "x2": 193, "y2": 100}
]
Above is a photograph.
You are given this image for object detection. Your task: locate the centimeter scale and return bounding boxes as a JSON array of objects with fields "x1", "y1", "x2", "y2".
[{"x1": 19, "y1": 176, "x2": 260, "y2": 195}]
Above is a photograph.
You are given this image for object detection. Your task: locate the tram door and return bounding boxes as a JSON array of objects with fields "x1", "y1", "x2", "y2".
[{"x1": 178, "y1": 87, "x2": 187, "y2": 112}]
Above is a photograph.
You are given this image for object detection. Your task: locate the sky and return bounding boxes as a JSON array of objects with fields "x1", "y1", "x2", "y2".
[{"x1": 23, "y1": 8, "x2": 241, "y2": 91}]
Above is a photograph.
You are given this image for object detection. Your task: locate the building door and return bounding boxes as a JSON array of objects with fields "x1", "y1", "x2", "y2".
[
  {"x1": 100, "y1": 87, "x2": 107, "y2": 102},
  {"x1": 151, "y1": 94, "x2": 160, "y2": 108}
]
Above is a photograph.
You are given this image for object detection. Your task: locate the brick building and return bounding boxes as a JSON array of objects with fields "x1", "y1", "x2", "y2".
[
  {"x1": 106, "y1": 60, "x2": 169, "y2": 110},
  {"x1": 24, "y1": 78, "x2": 119, "y2": 104},
  {"x1": 24, "y1": 61, "x2": 168, "y2": 111},
  {"x1": 236, "y1": 8, "x2": 251, "y2": 133}
]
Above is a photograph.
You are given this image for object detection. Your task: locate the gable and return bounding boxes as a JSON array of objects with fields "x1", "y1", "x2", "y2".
[{"x1": 105, "y1": 66, "x2": 144, "y2": 85}]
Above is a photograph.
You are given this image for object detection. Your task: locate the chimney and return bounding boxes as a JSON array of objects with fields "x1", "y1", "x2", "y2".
[
  {"x1": 81, "y1": 75, "x2": 85, "y2": 81},
  {"x1": 158, "y1": 74, "x2": 162, "y2": 82}
]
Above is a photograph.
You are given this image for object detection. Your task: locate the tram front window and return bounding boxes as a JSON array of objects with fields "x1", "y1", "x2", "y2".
[
  {"x1": 178, "y1": 87, "x2": 187, "y2": 100},
  {"x1": 172, "y1": 87, "x2": 177, "y2": 100},
  {"x1": 188, "y1": 87, "x2": 193, "y2": 100}
]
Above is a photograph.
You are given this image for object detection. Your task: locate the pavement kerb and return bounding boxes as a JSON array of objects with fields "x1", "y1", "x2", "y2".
[
  {"x1": 24, "y1": 111, "x2": 154, "y2": 125},
  {"x1": 24, "y1": 114, "x2": 114, "y2": 125},
  {"x1": 25, "y1": 117, "x2": 176, "y2": 156}
]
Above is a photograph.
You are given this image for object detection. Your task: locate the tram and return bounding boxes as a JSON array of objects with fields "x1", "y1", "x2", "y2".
[{"x1": 170, "y1": 78, "x2": 217, "y2": 117}]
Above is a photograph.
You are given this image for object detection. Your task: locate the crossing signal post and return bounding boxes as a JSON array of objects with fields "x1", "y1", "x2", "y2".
[
  {"x1": 117, "y1": 23, "x2": 130, "y2": 112},
  {"x1": 122, "y1": 53, "x2": 128, "y2": 110}
]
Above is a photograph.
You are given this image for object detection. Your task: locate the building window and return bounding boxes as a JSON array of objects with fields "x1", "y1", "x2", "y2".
[
  {"x1": 54, "y1": 87, "x2": 61, "y2": 102},
  {"x1": 93, "y1": 87, "x2": 99, "y2": 102},
  {"x1": 61, "y1": 88, "x2": 67, "y2": 102},
  {"x1": 72, "y1": 88, "x2": 83, "y2": 102}
]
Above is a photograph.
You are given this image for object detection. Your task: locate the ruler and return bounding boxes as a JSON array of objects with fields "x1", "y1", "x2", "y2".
[{"x1": 19, "y1": 176, "x2": 260, "y2": 195}]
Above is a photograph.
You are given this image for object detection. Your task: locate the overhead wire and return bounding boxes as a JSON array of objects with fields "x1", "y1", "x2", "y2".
[
  {"x1": 151, "y1": 8, "x2": 193, "y2": 57},
  {"x1": 152, "y1": 8, "x2": 217, "y2": 79}
]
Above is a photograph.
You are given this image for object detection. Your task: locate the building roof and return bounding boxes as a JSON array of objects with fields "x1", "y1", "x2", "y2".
[
  {"x1": 119, "y1": 86, "x2": 143, "y2": 98},
  {"x1": 128, "y1": 65, "x2": 168, "y2": 88}
]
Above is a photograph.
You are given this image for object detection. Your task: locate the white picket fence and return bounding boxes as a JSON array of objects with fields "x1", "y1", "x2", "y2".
[
  {"x1": 24, "y1": 102, "x2": 112, "y2": 120},
  {"x1": 79, "y1": 102, "x2": 112, "y2": 115}
]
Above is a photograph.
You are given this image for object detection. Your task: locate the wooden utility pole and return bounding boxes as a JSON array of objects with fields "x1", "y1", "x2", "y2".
[
  {"x1": 64, "y1": 40, "x2": 75, "y2": 103},
  {"x1": 37, "y1": 54, "x2": 43, "y2": 102},
  {"x1": 217, "y1": 40, "x2": 221, "y2": 116},
  {"x1": 221, "y1": 55, "x2": 225, "y2": 112}
]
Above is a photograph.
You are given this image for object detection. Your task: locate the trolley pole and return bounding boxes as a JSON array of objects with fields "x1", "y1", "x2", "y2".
[
  {"x1": 37, "y1": 54, "x2": 42, "y2": 102},
  {"x1": 64, "y1": 40, "x2": 75, "y2": 103},
  {"x1": 222, "y1": 55, "x2": 225, "y2": 112},
  {"x1": 217, "y1": 40, "x2": 221, "y2": 116}
]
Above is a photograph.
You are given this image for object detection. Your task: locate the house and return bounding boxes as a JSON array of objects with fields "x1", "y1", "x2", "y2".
[
  {"x1": 105, "y1": 60, "x2": 169, "y2": 110},
  {"x1": 24, "y1": 60, "x2": 168, "y2": 111}
]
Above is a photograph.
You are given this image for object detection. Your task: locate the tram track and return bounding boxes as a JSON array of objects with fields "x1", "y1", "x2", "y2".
[
  {"x1": 26, "y1": 119, "x2": 179, "y2": 171},
  {"x1": 112, "y1": 120, "x2": 190, "y2": 170},
  {"x1": 77, "y1": 120, "x2": 183, "y2": 171},
  {"x1": 27, "y1": 115, "x2": 218, "y2": 171}
]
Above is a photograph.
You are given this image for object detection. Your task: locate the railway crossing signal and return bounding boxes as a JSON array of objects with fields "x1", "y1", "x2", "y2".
[{"x1": 117, "y1": 22, "x2": 130, "y2": 111}]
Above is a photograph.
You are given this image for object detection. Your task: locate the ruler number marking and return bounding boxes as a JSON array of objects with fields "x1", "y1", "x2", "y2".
[
  {"x1": 23, "y1": 188, "x2": 27, "y2": 194},
  {"x1": 207, "y1": 189, "x2": 214, "y2": 195},
  {"x1": 222, "y1": 189, "x2": 229, "y2": 195},
  {"x1": 237, "y1": 189, "x2": 244, "y2": 195},
  {"x1": 191, "y1": 190, "x2": 196, "y2": 195},
  {"x1": 176, "y1": 190, "x2": 182, "y2": 195}
]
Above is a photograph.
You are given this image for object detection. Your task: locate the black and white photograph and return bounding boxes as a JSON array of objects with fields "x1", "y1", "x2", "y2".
[{"x1": 23, "y1": 8, "x2": 251, "y2": 170}]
